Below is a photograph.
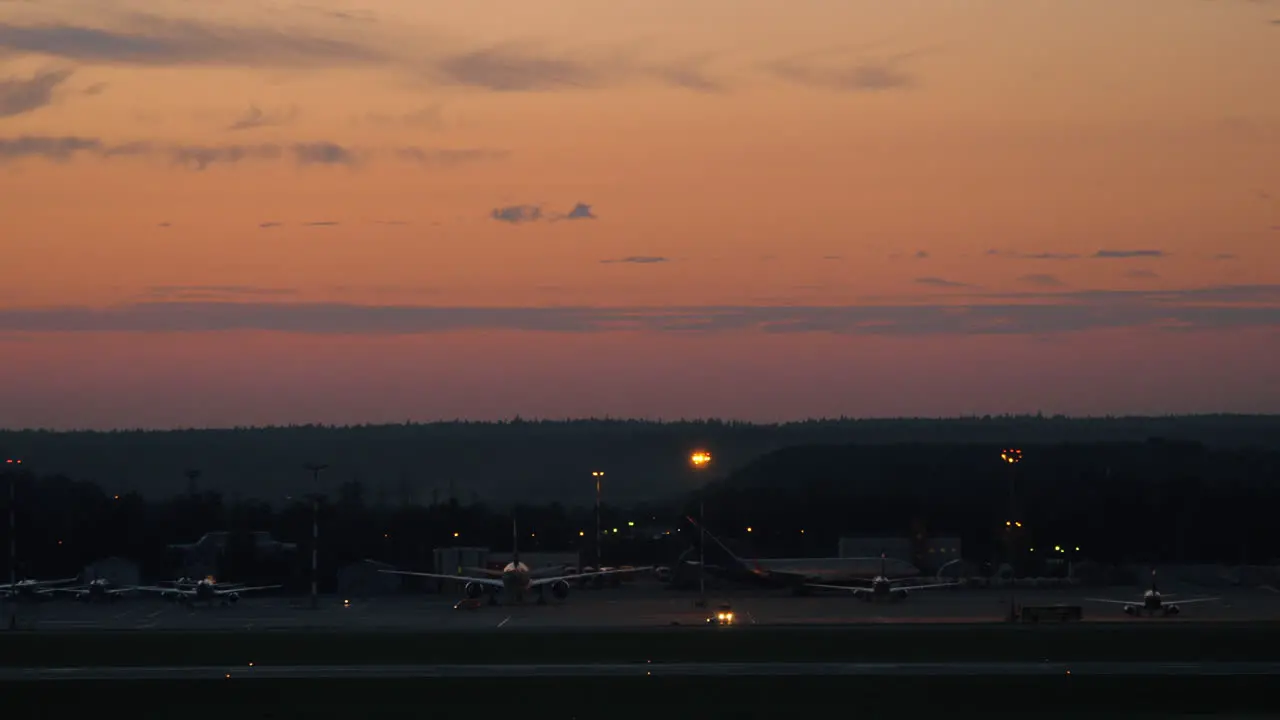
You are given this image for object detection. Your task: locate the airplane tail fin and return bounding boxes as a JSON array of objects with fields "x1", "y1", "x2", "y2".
[
  {"x1": 880, "y1": 550, "x2": 887, "y2": 578},
  {"x1": 512, "y1": 517, "x2": 519, "y2": 564},
  {"x1": 685, "y1": 515, "x2": 763, "y2": 575},
  {"x1": 1151, "y1": 568, "x2": 1157, "y2": 593}
]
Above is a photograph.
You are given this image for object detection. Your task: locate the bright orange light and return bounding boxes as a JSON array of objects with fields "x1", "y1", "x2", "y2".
[
  {"x1": 746, "y1": 527, "x2": 753, "y2": 533},
  {"x1": 690, "y1": 451, "x2": 712, "y2": 468},
  {"x1": 591, "y1": 471, "x2": 604, "y2": 477},
  {"x1": 452, "y1": 532, "x2": 459, "y2": 538},
  {"x1": 1000, "y1": 448, "x2": 1023, "y2": 464},
  {"x1": 579, "y1": 531, "x2": 585, "y2": 537}
]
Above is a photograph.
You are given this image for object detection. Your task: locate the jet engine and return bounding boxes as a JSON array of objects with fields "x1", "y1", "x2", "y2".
[
  {"x1": 226, "y1": 592, "x2": 240, "y2": 604},
  {"x1": 1163, "y1": 604, "x2": 1180, "y2": 616},
  {"x1": 550, "y1": 580, "x2": 570, "y2": 600},
  {"x1": 1123, "y1": 605, "x2": 1139, "y2": 615},
  {"x1": 892, "y1": 589, "x2": 908, "y2": 601},
  {"x1": 464, "y1": 581, "x2": 485, "y2": 599}
]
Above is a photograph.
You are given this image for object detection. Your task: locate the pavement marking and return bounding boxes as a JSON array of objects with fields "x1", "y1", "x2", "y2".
[{"x1": 497, "y1": 615, "x2": 511, "y2": 628}]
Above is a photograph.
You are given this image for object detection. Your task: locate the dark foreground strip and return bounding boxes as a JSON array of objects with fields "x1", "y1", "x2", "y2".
[
  {"x1": 8, "y1": 661, "x2": 1280, "y2": 680},
  {"x1": 5, "y1": 623, "x2": 1280, "y2": 666},
  {"x1": 2, "y1": 676, "x2": 1277, "y2": 718}
]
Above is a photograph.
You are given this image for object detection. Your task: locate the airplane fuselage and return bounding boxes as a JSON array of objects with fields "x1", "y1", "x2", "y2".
[{"x1": 501, "y1": 562, "x2": 532, "y2": 600}]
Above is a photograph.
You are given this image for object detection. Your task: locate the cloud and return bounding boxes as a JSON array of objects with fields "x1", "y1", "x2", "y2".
[
  {"x1": 227, "y1": 105, "x2": 296, "y2": 131},
  {"x1": 426, "y1": 43, "x2": 726, "y2": 93},
  {"x1": 490, "y1": 205, "x2": 542, "y2": 224},
  {"x1": 558, "y1": 202, "x2": 596, "y2": 221},
  {"x1": 915, "y1": 277, "x2": 974, "y2": 288},
  {"x1": 157, "y1": 222, "x2": 171, "y2": 228},
  {"x1": 430, "y1": 45, "x2": 605, "y2": 91},
  {"x1": 82, "y1": 82, "x2": 107, "y2": 96},
  {"x1": 987, "y1": 249, "x2": 1081, "y2": 260},
  {"x1": 1018, "y1": 274, "x2": 1065, "y2": 287},
  {"x1": 1213, "y1": 253, "x2": 1238, "y2": 260},
  {"x1": 1093, "y1": 249, "x2": 1166, "y2": 258},
  {"x1": 0, "y1": 68, "x2": 71, "y2": 118},
  {"x1": 767, "y1": 48, "x2": 920, "y2": 92},
  {"x1": 1124, "y1": 269, "x2": 1160, "y2": 279},
  {"x1": 0, "y1": 135, "x2": 102, "y2": 161},
  {"x1": 822, "y1": 255, "x2": 842, "y2": 261},
  {"x1": 600, "y1": 256, "x2": 667, "y2": 264},
  {"x1": 144, "y1": 285, "x2": 296, "y2": 300},
  {"x1": 302, "y1": 221, "x2": 338, "y2": 226},
  {"x1": 258, "y1": 221, "x2": 282, "y2": 229},
  {"x1": 396, "y1": 146, "x2": 509, "y2": 167},
  {"x1": 0, "y1": 16, "x2": 389, "y2": 67},
  {"x1": 0, "y1": 135, "x2": 362, "y2": 169},
  {"x1": 361, "y1": 105, "x2": 444, "y2": 129},
  {"x1": 914, "y1": 250, "x2": 929, "y2": 259},
  {"x1": 293, "y1": 141, "x2": 354, "y2": 165},
  {"x1": 6, "y1": 283, "x2": 1280, "y2": 336}
]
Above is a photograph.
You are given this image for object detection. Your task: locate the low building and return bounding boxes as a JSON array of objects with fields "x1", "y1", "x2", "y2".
[
  {"x1": 493, "y1": 551, "x2": 579, "y2": 570},
  {"x1": 839, "y1": 537, "x2": 913, "y2": 562},
  {"x1": 82, "y1": 556, "x2": 141, "y2": 587},
  {"x1": 337, "y1": 560, "x2": 402, "y2": 597}
]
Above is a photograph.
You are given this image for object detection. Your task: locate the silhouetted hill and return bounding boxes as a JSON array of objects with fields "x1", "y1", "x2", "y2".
[
  {"x1": 2, "y1": 415, "x2": 1278, "y2": 505},
  {"x1": 687, "y1": 438, "x2": 1280, "y2": 564}
]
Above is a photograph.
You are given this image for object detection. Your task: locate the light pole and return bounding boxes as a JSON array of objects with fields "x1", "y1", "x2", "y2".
[
  {"x1": 304, "y1": 463, "x2": 328, "y2": 610},
  {"x1": 1000, "y1": 448, "x2": 1023, "y2": 621},
  {"x1": 690, "y1": 451, "x2": 712, "y2": 607},
  {"x1": 591, "y1": 471, "x2": 604, "y2": 571},
  {"x1": 5, "y1": 458, "x2": 23, "y2": 630}
]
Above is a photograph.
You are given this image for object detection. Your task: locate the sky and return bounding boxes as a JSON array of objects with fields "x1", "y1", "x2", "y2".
[{"x1": 1, "y1": 0, "x2": 1279, "y2": 429}]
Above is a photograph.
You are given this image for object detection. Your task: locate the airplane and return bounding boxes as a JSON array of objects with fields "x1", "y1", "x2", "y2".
[
  {"x1": 1086, "y1": 570, "x2": 1219, "y2": 617},
  {"x1": 683, "y1": 515, "x2": 895, "y2": 593},
  {"x1": 56, "y1": 578, "x2": 135, "y2": 603},
  {"x1": 379, "y1": 520, "x2": 652, "y2": 605},
  {"x1": 803, "y1": 552, "x2": 959, "y2": 601},
  {"x1": 0, "y1": 577, "x2": 78, "y2": 601},
  {"x1": 135, "y1": 576, "x2": 280, "y2": 607}
]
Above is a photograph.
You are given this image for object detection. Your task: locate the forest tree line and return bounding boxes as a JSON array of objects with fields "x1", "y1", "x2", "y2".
[
  {"x1": 2, "y1": 414, "x2": 1278, "y2": 505},
  {"x1": 3, "y1": 437, "x2": 1278, "y2": 589}
]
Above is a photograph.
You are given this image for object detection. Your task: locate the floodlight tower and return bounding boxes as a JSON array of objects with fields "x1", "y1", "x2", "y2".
[
  {"x1": 304, "y1": 463, "x2": 328, "y2": 609},
  {"x1": 591, "y1": 471, "x2": 604, "y2": 571},
  {"x1": 1000, "y1": 448, "x2": 1023, "y2": 621},
  {"x1": 690, "y1": 450, "x2": 712, "y2": 607}
]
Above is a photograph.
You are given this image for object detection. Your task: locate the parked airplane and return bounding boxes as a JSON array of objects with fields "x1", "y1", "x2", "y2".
[
  {"x1": 1086, "y1": 570, "x2": 1219, "y2": 617},
  {"x1": 135, "y1": 577, "x2": 279, "y2": 607},
  {"x1": 0, "y1": 577, "x2": 77, "y2": 600},
  {"x1": 57, "y1": 578, "x2": 135, "y2": 603},
  {"x1": 804, "y1": 552, "x2": 959, "y2": 601},
  {"x1": 380, "y1": 520, "x2": 651, "y2": 605},
  {"x1": 683, "y1": 516, "x2": 895, "y2": 592}
]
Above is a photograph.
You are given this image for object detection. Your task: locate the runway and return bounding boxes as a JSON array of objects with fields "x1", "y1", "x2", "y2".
[
  {"x1": 7, "y1": 583, "x2": 1278, "y2": 631},
  {"x1": 9, "y1": 660, "x2": 1280, "y2": 680}
]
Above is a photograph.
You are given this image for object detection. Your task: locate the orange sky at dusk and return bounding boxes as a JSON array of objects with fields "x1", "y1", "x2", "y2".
[{"x1": 2, "y1": 0, "x2": 1278, "y2": 428}]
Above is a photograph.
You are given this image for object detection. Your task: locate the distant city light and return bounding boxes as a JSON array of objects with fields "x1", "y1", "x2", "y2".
[
  {"x1": 452, "y1": 532, "x2": 459, "y2": 538},
  {"x1": 746, "y1": 527, "x2": 753, "y2": 533},
  {"x1": 1000, "y1": 448, "x2": 1023, "y2": 464},
  {"x1": 579, "y1": 531, "x2": 585, "y2": 537},
  {"x1": 690, "y1": 451, "x2": 712, "y2": 468},
  {"x1": 627, "y1": 521, "x2": 634, "y2": 527}
]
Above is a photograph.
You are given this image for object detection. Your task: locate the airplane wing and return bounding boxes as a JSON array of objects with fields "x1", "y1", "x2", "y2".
[
  {"x1": 129, "y1": 585, "x2": 180, "y2": 595},
  {"x1": 214, "y1": 584, "x2": 280, "y2": 595},
  {"x1": 891, "y1": 581, "x2": 959, "y2": 592},
  {"x1": 802, "y1": 582, "x2": 871, "y2": 595},
  {"x1": 1084, "y1": 598, "x2": 1134, "y2": 604},
  {"x1": 529, "y1": 566, "x2": 653, "y2": 588},
  {"x1": 54, "y1": 585, "x2": 136, "y2": 597},
  {"x1": 377, "y1": 569, "x2": 505, "y2": 588},
  {"x1": 1169, "y1": 596, "x2": 1220, "y2": 604}
]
